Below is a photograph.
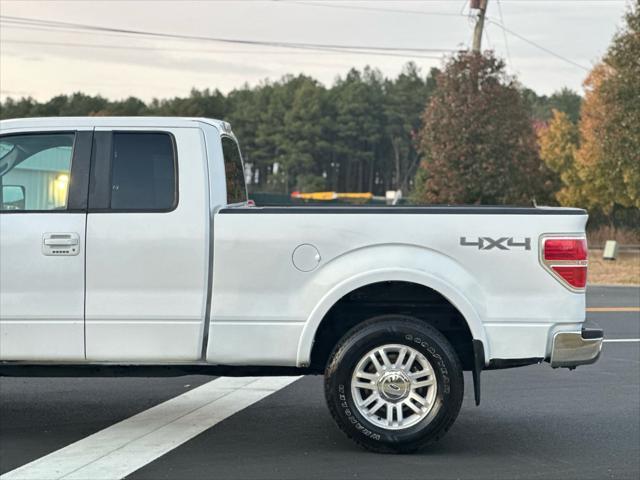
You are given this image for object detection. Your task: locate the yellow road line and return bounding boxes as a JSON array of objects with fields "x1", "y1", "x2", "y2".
[{"x1": 586, "y1": 307, "x2": 640, "y2": 313}]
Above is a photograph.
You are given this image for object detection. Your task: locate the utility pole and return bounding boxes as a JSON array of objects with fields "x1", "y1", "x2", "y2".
[{"x1": 471, "y1": 0, "x2": 489, "y2": 53}]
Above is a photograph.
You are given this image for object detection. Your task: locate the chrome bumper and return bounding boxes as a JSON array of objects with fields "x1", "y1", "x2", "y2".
[{"x1": 550, "y1": 323, "x2": 604, "y2": 368}]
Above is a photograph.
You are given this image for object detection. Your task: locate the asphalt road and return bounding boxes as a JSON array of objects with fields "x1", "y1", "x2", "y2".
[{"x1": 1, "y1": 286, "x2": 638, "y2": 480}]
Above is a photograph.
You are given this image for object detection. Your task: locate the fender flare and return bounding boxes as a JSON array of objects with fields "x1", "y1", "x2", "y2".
[{"x1": 296, "y1": 267, "x2": 489, "y2": 366}]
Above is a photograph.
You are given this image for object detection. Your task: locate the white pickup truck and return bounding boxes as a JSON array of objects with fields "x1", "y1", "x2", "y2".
[{"x1": 0, "y1": 117, "x2": 603, "y2": 453}]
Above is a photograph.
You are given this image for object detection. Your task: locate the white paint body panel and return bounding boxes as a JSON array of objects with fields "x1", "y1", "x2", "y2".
[
  {"x1": 0, "y1": 124, "x2": 92, "y2": 361},
  {"x1": 85, "y1": 127, "x2": 210, "y2": 361},
  {"x1": 0, "y1": 117, "x2": 588, "y2": 368},
  {"x1": 0, "y1": 214, "x2": 86, "y2": 360},
  {"x1": 207, "y1": 212, "x2": 587, "y2": 366}
]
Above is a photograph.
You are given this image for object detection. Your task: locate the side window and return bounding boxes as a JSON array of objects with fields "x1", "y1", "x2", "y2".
[
  {"x1": 221, "y1": 136, "x2": 247, "y2": 204},
  {"x1": 0, "y1": 133, "x2": 75, "y2": 211},
  {"x1": 110, "y1": 132, "x2": 176, "y2": 211}
]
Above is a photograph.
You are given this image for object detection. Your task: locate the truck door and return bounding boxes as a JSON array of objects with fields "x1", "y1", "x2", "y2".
[
  {"x1": 0, "y1": 129, "x2": 92, "y2": 360},
  {"x1": 84, "y1": 128, "x2": 209, "y2": 361}
]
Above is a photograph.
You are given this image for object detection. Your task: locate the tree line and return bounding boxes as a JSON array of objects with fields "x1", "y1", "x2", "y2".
[
  {"x1": 0, "y1": 64, "x2": 577, "y2": 196},
  {"x1": 1, "y1": 4, "x2": 637, "y2": 230}
]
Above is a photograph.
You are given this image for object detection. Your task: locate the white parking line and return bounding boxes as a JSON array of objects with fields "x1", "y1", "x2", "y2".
[
  {"x1": 586, "y1": 307, "x2": 640, "y2": 313},
  {"x1": 603, "y1": 339, "x2": 640, "y2": 343},
  {"x1": 0, "y1": 376, "x2": 300, "y2": 480}
]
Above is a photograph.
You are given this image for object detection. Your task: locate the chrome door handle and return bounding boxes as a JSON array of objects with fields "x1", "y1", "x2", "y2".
[
  {"x1": 44, "y1": 238, "x2": 79, "y2": 246},
  {"x1": 42, "y1": 233, "x2": 80, "y2": 256}
]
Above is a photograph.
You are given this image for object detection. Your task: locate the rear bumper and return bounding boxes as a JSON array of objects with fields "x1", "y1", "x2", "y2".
[{"x1": 550, "y1": 323, "x2": 604, "y2": 368}]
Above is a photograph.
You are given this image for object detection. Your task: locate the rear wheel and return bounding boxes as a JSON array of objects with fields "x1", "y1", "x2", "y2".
[{"x1": 324, "y1": 315, "x2": 464, "y2": 453}]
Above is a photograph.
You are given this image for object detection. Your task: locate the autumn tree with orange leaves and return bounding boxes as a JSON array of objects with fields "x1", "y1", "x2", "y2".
[
  {"x1": 537, "y1": 109, "x2": 581, "y2": 205},
  {"x1": 573, "y1": 4, "x2": 639, "y2": 219}
]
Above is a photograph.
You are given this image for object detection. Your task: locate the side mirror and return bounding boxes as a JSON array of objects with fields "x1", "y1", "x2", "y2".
[{"x1": 1, "y1": 185, "x2": 26, "y2": 211}]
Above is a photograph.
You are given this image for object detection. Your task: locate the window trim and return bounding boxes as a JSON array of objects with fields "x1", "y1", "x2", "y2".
[
  {"x1": 0, "y1": 130, "x2": 92, "y2": 214},
  {"x1": 88, "y1": 130, "x2": 179, "y2": 214},
  {"x1": 220, "y1": 134, "x2": 248, "y2": 206}
]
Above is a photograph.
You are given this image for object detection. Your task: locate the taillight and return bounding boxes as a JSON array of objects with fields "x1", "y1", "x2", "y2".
[
  {"x1": 544, "y1": 238, "x2": 588, "y2": 261},
  {"x1": 541, "y1": 237, "x2": 588, "y2": 290}
]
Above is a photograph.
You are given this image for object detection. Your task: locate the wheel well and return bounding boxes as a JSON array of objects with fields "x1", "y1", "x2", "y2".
[{"x1": 310, "y1": 281, "x2": 475, "y2": 372}]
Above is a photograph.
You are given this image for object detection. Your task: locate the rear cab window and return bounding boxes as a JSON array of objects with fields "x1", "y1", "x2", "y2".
[
  {"x1": 221, "y1": 136, "x2": 247, "y2": 205},
  {"x1": 110, "y1": 133, "x2": 177, "y2": 211},
  {"x1": 89, "y1": 131, "x2": 178, "y2": 212}
]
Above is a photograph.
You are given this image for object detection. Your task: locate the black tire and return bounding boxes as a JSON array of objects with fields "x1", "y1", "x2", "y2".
[{"x1": 324, "y1": 315, "x2": 464, "y2": 453}]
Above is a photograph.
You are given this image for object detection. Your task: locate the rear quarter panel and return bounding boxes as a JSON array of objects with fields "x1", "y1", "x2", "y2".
[{"x1": 207, "y1": 210, "x2": 587, "y2": 366}]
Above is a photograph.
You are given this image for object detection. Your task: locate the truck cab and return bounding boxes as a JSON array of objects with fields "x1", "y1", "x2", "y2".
[{"x1": 0, "y1": 117, "x2": 237, "y2": 362}]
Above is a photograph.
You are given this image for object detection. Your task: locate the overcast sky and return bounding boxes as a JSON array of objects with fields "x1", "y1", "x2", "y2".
[{"x1": 0, "y1": 0, "x2": 632, "y2": 101}]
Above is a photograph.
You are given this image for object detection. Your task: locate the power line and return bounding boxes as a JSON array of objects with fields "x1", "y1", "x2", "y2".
[
  {"x1": 0, "y1": 38, "x2": 444, "y2": 60},
  {"x1": 0, "y1": 15, "x2": 456, "y2": 55},
  {"x1": 278, "y1": 1, "x2": 591, "y2": 71},
  {"x1": 495, "y1": 0, "x2": 513, "y2": 68},
  {"x1": 0, "y1": 9, "x2": 592, "y2": 72},
  {"x1": 486, "y1": 19, "x2": 589, "y2": 71},
  {"x1": 281, "y1": 1, "x2": 468, "y2": 18},
  {"x1": 0, "y1": 39, "x2": 364, "y2": 55},
  {"x1": 484, "y1": 20, "x2": 494, "y2": 52}
]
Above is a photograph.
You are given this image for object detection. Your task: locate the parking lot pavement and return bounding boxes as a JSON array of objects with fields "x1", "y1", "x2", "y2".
[
  {"x1": 1, "y1": 286, "x2": 638, "y2": 479},
  {"x1": 128, "y1": 341, "x2": 640, "y2": 480},
  {"x1": 587, "y1": 286, "x2": 640, "y2": 340},
  {"x1": 587, "y1": 285, "x2": 639, "y2": 310},
  {"x1": 0, "y1": 376, "x2": 213, "y2": 475}
]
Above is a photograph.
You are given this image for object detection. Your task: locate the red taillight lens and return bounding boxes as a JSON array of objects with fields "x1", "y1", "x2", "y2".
[
  {"x1": 551, "y1": 266, "x2": 588, "y2": 289},
  {"x1": 541, "y1": 236, "x2": 588, "y2": 290},
  {"x1": 544, "y1": 238, "x2": 587, "y2": 261}
]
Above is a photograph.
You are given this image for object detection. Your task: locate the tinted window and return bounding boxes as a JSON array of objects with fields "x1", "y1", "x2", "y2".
[
  {"x1": 221, "y1": 136, "x2": 247, "y2": 204},
  {"x1": 0, "y1": 133, "x2": 74, "y2": 211},
  {"x1": 110, "y1": 133, "x2": 176, "y2": 211}
]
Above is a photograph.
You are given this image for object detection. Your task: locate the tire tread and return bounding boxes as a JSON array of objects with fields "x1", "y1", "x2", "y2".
[{"x1": 324, "y1": 315, "x2": 464, "y2": 454}]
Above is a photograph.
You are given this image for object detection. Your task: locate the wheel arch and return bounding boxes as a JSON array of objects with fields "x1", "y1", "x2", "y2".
[{"x1": 296, "y1": 268, "x2": 489, "y2": 369}]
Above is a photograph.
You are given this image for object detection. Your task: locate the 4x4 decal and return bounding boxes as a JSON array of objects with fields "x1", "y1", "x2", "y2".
[{"x1": 460, "y1": 237, "x2": 531, "y2": 250}]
